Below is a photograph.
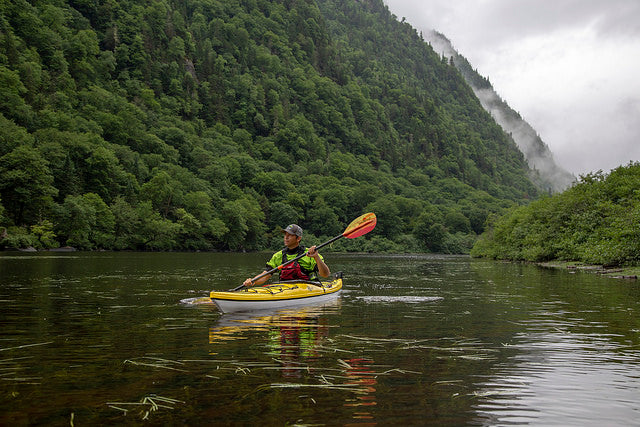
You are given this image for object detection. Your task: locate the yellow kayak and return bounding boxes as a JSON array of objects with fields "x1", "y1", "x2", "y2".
[{"x1": 210, "y1": 276, "x2": 342, "y2": 313}]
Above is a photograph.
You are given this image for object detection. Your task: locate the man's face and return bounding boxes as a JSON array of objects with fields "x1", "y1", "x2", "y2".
[{"x1": 284, "y1": 232, "x2": 300, "y2": 248}]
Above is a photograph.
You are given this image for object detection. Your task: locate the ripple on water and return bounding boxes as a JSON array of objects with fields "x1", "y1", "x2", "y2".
[{"x1": 355, "y1": 296, "x2": 443, "y2": 303}]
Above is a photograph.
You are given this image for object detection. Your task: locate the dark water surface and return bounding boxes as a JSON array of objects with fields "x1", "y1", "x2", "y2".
[{"x1": 1, "y1": 252, "x2": 639, "y2": 425}]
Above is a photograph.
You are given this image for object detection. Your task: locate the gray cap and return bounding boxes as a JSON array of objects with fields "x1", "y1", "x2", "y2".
[{"x1": 282, "y1": 224, "x2": 303, "y2": 237}]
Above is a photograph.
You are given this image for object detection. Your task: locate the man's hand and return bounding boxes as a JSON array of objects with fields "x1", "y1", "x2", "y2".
[
  {"x1": 307, "y1": 245, "x2": 319, "y2": 258},
  {"x1": 243, "y1": 271, "x2": 270, "y2": 287}
]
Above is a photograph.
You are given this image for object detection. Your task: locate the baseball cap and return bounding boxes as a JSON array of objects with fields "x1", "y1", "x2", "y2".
[{"x1": 282, "y1": 224, "x2": 303, "y2": 237}]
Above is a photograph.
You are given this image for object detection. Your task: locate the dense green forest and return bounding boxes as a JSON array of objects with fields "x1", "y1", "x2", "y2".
[
  {"x1": 472, "y1": 162, "x2": 640, "y2": 266},
  {"x1": 0, "y1": 0, "x2": 539, "y2": 252}
]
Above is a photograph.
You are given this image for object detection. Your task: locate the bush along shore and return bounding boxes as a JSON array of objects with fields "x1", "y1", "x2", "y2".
[
  {"x1": 471, "y1": 162, "x2": 640, "y2": 273},
  {"x1": 538, "y1": 261, "x2": 639, "y2": 280}
]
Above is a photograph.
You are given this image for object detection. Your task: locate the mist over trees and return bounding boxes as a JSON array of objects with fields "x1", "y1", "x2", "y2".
[
  {"x1": 0, "y1": 0, "x2": 539, "y2": 252},
  {"x1": 425, "y1": 31, "x2": 575, "y2": 193}
]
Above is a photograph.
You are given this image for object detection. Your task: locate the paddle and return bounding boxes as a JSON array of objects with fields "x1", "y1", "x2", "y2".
[{"x1": 231, "y1": 212, "x2": 377, "y2": 291}]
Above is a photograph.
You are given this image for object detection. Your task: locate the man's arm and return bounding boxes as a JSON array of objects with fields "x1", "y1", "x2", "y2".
[
  {"x1": 243, "y1": 271, "x2": 272, "y2": 287},
  {"x1": 307, "y1": 245, "x2": 330, "y2": 278}
]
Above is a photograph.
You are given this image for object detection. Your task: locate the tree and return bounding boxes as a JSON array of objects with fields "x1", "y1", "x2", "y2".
[
  {"x1": 110, "y1": 196, "x2": 141, "y2": 250},
  {"x1": 306, "y1": 198, "x2": 341, "y2": 237},
  {"x1": 0, "y1": 114, "x2": 34, "y2": 157},
  {"x1": 141, "y1": 170, "x2": 183, "y2": 218},
  {"x1": 0, "y1": 66, "x2": 33, "y2": 126},
  {"x1": 268, "y1": 201, "x2": 302, "y2": 230},
  {"x1": 176, "y1": 207, "x2": 206, "y2": 249},
  {"x1": 84, "y1": 145, "x2": 129, "y2": 203},
  {"x1": 55, "y1": 193, "x2": 114, "y2": 249},
  {"x1": 444, "y1": 210, "x2": 471, "y2": 233},
  {"x1": 0, "y1": 146, "x2": 57, "y2": 225},
  {"x1": 413, "y1": 208, "x2": 445, "y2": 252},
  {"x1": 30, "y1": 220, "x2": 57, "y2": 248},
  {"x1": 220, "y1": 197, "x2": 266, "y2": 251},
  {"x1": 365, "y1": 197, "x2": 401, "y2": 238},
  {"x1": 55, "y1": 194, "x2": 94, "y2": 249},
  {"x1": 136, "y1": 201, "x2": 182, "y2": 250},
  {"x1": 83, "y1": 192, "x2": 116, "y2": 247},
  {"x1": 0, "y1": 196, "x2": 6, "y2": 225},
  {"x1": 251, "y1": 171, "x2": 296, "y2": 200}
]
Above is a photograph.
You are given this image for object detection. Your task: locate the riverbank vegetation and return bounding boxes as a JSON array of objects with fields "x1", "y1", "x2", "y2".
[
  {"x1": 0, "y1": 0, "x2": 539, "y2": 252},
  {"x1": 471, "y1": 162, "x2": 640, "y2": 267}
]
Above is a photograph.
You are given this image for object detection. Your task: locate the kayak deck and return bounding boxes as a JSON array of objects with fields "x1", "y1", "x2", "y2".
[{"x1": 210, "y1": 276, "x2": 342, "y2": 313}]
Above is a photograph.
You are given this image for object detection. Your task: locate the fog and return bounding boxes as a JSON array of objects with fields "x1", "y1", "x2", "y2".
[{"x1": 385, "y1": 0, "x2": 640, "y2": 176}]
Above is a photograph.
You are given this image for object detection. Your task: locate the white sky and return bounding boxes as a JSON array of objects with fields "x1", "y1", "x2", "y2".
[{"x1": 384, "y1": 0, "x2": 640, "y2": 176}]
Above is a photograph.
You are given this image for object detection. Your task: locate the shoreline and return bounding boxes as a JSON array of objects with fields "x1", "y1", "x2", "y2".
[{"x1": 538, "y1": 261, "x2": 639, "y2": 280}]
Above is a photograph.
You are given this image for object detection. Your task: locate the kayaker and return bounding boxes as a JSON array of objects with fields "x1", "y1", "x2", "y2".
[{"x1": 242, "y1": 224, "x2": 330, "y2": 286}]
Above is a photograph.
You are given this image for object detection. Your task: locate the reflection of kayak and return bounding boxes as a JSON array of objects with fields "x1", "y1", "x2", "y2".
[
  {"x1": 209, "y1": 299, "x2": 340, "y2": 343},
  {"x1": 210, "y1": 276, "x2": 342, "y2": 313}
]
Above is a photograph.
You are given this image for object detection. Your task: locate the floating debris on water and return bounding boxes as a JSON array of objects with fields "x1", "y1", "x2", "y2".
[
  {"x1": 123, "y1": 357, "x2": 188, "y2": 372},
  {"x1": 0, "y1": 341, "x2": 54, "y2": 352},
  {"x1": 107, "y1": 394, "x2": 184, "y2": 420}
]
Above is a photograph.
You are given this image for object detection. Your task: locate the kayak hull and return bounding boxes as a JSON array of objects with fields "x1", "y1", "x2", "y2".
[{"x1": 210, "y1": 278, "x2": 342, "y2": 313}]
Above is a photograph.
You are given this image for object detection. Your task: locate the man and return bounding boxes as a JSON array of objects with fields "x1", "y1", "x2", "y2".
[{"x1": 243, "y1": 224, "x2": 330, "y2": 286}]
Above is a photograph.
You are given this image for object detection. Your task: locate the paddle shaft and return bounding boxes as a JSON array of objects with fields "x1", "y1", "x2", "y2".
[{"x1": 231, "y1": 233, "x2": 344, "y2": 291}]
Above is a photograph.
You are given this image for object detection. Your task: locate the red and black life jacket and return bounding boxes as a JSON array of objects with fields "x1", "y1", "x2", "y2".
[{"x1": 279, "y1": 246, "x2": 311, "y2": 281}]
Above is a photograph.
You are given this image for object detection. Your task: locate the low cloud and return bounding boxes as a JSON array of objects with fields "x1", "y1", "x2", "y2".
[{"x1": 385, "y1": 0, "x2": 640, "y2": 175}]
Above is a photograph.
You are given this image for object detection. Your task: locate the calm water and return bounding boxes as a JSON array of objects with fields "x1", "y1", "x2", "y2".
[{"x1": 1, "y1": 252, "x2": 639, "y2": 426}]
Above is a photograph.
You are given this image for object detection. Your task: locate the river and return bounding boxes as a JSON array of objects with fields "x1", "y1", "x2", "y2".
[{"x1": 1, "y1": 252, "x2": 639, "y2": 425}]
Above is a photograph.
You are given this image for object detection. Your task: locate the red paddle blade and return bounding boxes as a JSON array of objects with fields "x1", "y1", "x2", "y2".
[{"x1": 343, "y1": 212, "x2": 377, "y2": 239}]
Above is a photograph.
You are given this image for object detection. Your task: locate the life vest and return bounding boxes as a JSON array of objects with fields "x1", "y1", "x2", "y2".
[{"x1": 279, "y1": 247, "x2": 311, "y2": 281}]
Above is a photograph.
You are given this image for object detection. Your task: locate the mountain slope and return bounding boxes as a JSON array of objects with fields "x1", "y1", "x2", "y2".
[
  {"x1": 1, "y1": 0, "x2": 538, "y2": 252},
  {"x1": 426, "y1": 31, "x2": 575, "y2": 192}
]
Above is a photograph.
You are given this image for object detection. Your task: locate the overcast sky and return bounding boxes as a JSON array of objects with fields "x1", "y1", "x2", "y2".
[{"x1": 384, "y1": 0, "x2": 640, "y2": 176}]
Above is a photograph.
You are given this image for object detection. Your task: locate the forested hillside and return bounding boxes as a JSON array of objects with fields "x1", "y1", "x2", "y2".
[
  {"x1": 472, "y1": 162, "x2": 640, "y2": 266},
  {"x1": 425, "y1": 31, "x2": 575, "y2": 193},
  {"x1": 0, "y1": 0, "x2": 538, "y2": 252}
]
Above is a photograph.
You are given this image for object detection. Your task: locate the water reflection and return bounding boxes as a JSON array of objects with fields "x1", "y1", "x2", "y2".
[
  {"x1": 208, "y1": 300, "x2": 384, "y2": 424},
  {"x1": 210, "y1": 305, "x2": 335, "y2": 378},
  {"x1": 208, "y1": 301, "x2": 341, "y2": 378},
  {"x1": 472, "y1": 307, "x2": 640, "y2": 426},
  {"x1": 343, "y1": 357, "x2": 377, "y2": 423},
  {"x1": 2, "y1": 253, "x2": 640, "y2": 425},
  {"x1": 264, "y1": 316, "x2": 330, "y2": 377}
]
